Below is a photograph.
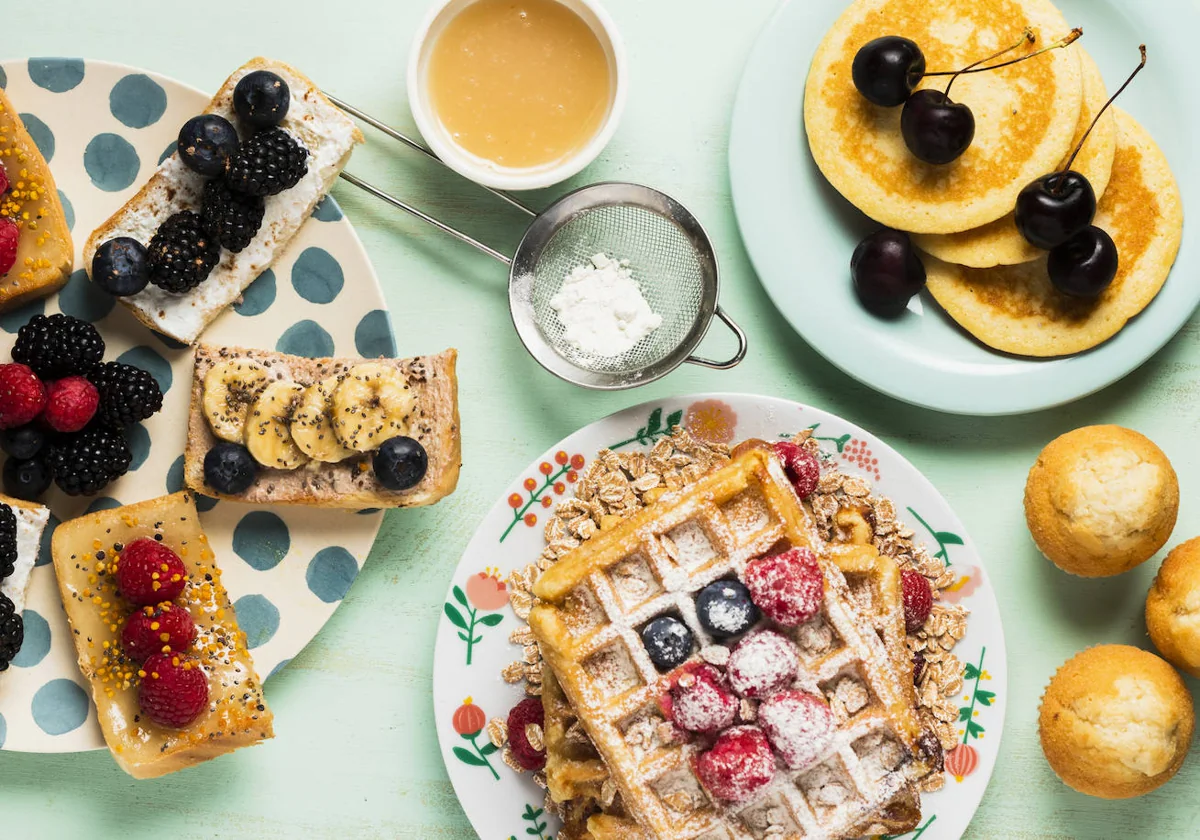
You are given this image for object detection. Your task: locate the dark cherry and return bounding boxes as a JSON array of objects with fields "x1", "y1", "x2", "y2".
[
  {"x1": 1048, "y1": 226, "x2": 1118, "y2": 298},
  {"x1": 851, "y1": 229, "x2": 927, "y2": 317},
  {"x1": 901, "y1": 89, "x2": 975, "y2": 165},
  {"x1": 1015, "y1": 171, "x2": 1096, "y2": 250},
  {"x1": 852, "y1": 36, "x2": 926, "y2": 107}
]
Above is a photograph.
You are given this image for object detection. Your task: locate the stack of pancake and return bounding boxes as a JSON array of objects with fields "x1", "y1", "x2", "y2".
[{"x1": 804, "y1": 0, "x2": 1182, "y2": 357}]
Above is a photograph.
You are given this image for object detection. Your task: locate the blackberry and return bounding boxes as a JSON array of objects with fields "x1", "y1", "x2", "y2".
[
  {"x1": 12, "y1": 313, "x2": 105, "y2": 379},
  {"x1": 201, "y1": 178, "x2": 265, "y2": 252},
  {"x1": 227, "y1": 128, "x2": 308, "y2": 197},
  {"x1": 48, "y1": 425, "x2": 132, "y2": 496},
  {"x1": 0, "y1": 503, "x2": 15, "y2": 581},
  {"x1": 0, "y1": 592, "x2": 21, "y2": 671},
  {"x1": 88, "y1": 362, "x2": 164, "y2": 427},
  {"x1": 147, "y1": 211, "x2": 220, "y2": 294}
]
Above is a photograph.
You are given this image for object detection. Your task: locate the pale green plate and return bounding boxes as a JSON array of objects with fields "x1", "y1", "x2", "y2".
[{"x1": 729, "y1": 0, "x2": 1195, "y2": 416}]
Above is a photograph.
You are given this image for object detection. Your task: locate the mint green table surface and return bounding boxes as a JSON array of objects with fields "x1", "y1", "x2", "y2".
[{"x1": 3, "y1": 1, "x2": 1199, "y2": 837}]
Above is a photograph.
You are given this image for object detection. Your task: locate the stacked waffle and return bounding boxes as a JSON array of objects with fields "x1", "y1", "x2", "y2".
[{"x1": 528, "y1": 443, "x2": 943, "y2": 840}]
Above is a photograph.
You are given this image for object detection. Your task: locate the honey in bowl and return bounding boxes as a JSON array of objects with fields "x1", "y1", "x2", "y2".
[{"x1": 427, "y1": 0, "x2": 613, "y2": 170}]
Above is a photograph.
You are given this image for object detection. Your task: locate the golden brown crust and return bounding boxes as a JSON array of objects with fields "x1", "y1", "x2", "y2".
[
  {"x1": 1024, "y1": 425, "x2": 1178, "y2": 577},
  {"x1": 1039, "y1": 645, "x2": 1194, "y2": 799},
  {"x1": 184, "y1": 344, "x2": 460, "y2": 508},
  {"x1": 1146, "y1": 537, "x2": 1200, "y2": 678}
]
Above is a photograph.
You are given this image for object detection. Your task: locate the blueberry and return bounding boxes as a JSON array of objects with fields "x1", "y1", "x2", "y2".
[
  {"x1": 233, "y1": 71, "x2": 291, "y2": 129},
  {"x1": 641, "y1": 616, "x2": 693, "y2": 671},
  {"x1": 696, "y1": 580, "x2": 759, "y2": 639},
  {"x1": 177, "y1": 114, "x2": 240, "y2": 177},
  {"x1": 0, "y1": 426, "x2": 46, "y2": 460},
  {"x1": 4, "y1": 455, "x2": 52, "y2": 500},
  {"x1": 91, "y1": 237, "x2": 150, "y2": 296},
  {"x1": 203, "y1": 442, "x2": 258, "y2": 495},
  {"x1": 373, "y1": 436, "x2": 428, "y2": 491}
]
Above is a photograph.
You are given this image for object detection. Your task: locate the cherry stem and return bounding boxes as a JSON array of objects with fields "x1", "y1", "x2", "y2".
[
  {"x1": 942, "y1": 28, "x2": 1036, "y2": 99},
  {"x1": 1056, "y1": 43, "x2": 1147, "y2": 189}
]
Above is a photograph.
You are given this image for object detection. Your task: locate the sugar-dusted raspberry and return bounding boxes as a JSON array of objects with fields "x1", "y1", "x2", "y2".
[
  {"x1": 121, "y1": 602, "x2": 197, "y2": 663},
  {"x1": 670, "y1": 664, "x2": 738, "y2": 734},
  {"x1": 727, "y1": 630, "x2": 798, "y2": 698},
  {"x1": 506, "y1": 697, "x2": 546, "y2": 771},
  {"x1": 41, "y1": 376, "x2": 99, "y2": 433},
  {"x1": 0, "y1": 218, "x2": 18, "y2": 277},
  {"x1": 744, "y1": 548, "x2": 824, "y2": 627},
  {"x1": 773, "y1": 440, "x2": 821, "y2": 499},
  {"x1": 695, "y1": 726, "x2": 776, "y2": 802},
  {"x1": 0, "y1": 364, "x2": 46, "y2": 430},
  {"x1": 138, "y1": 652, "x2": 210, "y2": 729},
  {"x1": 758, "y1": 690, "x2": 836, "y2": 769},
  {"x1": 901, "y1": 569, "x2": 933, "y2": 633},
  {"x1": 116, "y1": 538, "x2": 188, "y2": 607}
]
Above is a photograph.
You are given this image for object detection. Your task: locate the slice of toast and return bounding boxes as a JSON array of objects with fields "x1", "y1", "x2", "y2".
[
  {"x1": 83, "y1": 58, "x2": 364, "y2": 344},
  {"x1": 51, "y1": 492, "x2": 273, "y2": 779},
  {"x1": 184, "y1": 344, "x2": 461, "y2": 508},
  {"x1": 0, "y1": 90, "x2": 73, "y2": 310},
  {"x1": 0, "y1": 493, "x2": 50, "y2": 617}
]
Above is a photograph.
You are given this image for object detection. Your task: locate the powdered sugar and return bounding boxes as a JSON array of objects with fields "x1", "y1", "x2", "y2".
[
  {"x1": 758, "y1": 690, "x2": 836, "y2": 770},
  {"x1": 549, "y1": 253, "x2": 662, "y2": 357},
  {"x1": 727, "y1": 631, "x2": 799, "y2": 698},
  {"x1": 694, "y1": 726, "x2": 776, "y2": 803},
  {"x1": 744, "y1": 547, "x2": 824, "y2": 627},
  {"x1": 670, "y1": 665, "x2": 738, "y2": 734}
]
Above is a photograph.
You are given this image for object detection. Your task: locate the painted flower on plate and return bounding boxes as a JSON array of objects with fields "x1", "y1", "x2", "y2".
[
  {"x1": 685, "y1": 399, "x2": 737, "y2": 445},
  {"x1": 466, "y1": 570, "x2": 509, "y2": 611}
]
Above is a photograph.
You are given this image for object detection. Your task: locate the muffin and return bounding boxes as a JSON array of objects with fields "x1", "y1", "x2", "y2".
[
  {"x1": 1040, "y1": 645, "x2": 1194, "y2": 798},
  {"x1": 1146, "y1": 537, "x2": 1200, "y2": 677},
  {"x1": 1024, "y1": 425, "x2": 1178, "y2": 577}
]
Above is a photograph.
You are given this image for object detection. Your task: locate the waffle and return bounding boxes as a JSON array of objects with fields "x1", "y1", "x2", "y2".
[{"x1": 530, "y1": 447, "x2": 940, "y2": 840}]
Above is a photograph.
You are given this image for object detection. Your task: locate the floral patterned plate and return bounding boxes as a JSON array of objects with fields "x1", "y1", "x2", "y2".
[{"x1": 433, "y1": 394, "x2": 1006, "y2": 840}]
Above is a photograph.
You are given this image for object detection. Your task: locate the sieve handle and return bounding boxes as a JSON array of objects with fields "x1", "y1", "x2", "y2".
[{"x1": 685, "y1": 306, "x2": 748, "y2": 370}]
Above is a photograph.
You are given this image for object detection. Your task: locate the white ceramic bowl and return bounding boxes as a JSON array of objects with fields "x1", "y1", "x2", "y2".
[{"x1": 407, "y1": 0, "x2": 628, "y2": 191}]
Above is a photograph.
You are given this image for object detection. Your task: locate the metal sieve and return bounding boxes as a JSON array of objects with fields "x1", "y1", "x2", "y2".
[{"x1": 329, "y1": 96, "x2": 747, "y2": 390}]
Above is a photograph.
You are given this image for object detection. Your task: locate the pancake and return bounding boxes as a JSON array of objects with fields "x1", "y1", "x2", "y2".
[
  {"x1": 914, "y1": 49, "x2": 1116, "y2": 267},
  {"x1": 924, "y1": 109, "x2": 1182, "y2": 357},
  {"x1": 804, "y1": 0, "x2": 1083, "y2": 234}
]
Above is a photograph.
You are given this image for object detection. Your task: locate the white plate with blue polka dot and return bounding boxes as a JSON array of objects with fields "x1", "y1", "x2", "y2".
[{"x1": 0, "y1": 58, "x2": 396, "y2": 752}]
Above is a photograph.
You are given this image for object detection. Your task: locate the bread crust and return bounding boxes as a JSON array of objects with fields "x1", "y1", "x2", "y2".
[
  {"x1": 1146, "y1": 537, "x2": 1200, "y2": 678},
  {"x1": 184, "y1": 344, "x2": 461, "y2": 508}
]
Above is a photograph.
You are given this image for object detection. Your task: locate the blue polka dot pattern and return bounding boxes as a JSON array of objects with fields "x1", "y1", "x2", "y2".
[
  {"x1": 276, "y1": 320, "x2": 334, "y2": 357},
  {"x1": 158, "y1": 141, "x2": 176, "y2": 166},
  {"x1": 13, "y1": 610, "x2": 50, "y2": 668},
  {"x1": 28, "y1": 58, "x2": 85, "y2": 93},
  {"x1": 311, "y1": 196, "x2": 344, "y2": 222},
  {"x1": 234, "y1": 269, "x2": 276, "y2": 316},
  {"x1": 291, "y1": 248, "x2": 344, "y2": 304},
  {"x1": 84, "y1": 133, "x2": 140, "y2": 192},
  {"x1": 58, "y1": 269, "x2": 115, "y2": 322},
  {"x1": 306, "y1": 547, "x2": 358, "y2": 603},
  {"x1": 84, "y1": 497, "x2": 122, "y2": 514},
  {"x1": 0, "y1": 66, "x2": 7, "y2": 89},
  {"x1": 233, "y1": 511, "x2": 290, "y2": 571},
  {"x1": 116, "y1": 346, "x2": 172, "y2": 393},
  {"x1": 232, "y1": 594, "x2": 279, "y2": 649},
  {"x1": 36, "y1": 513, "x2": 60, "y2": 567},
  {"x1": 57, "y1": 189, "x2": 74, "y2": 231},
  {"x1": 126, "y1": 423, "x2": 151, "y2": 471},
  {"x1": 165, "y1": 455, "x2": 217, "y2": 512},
  {"x1": 109, "y1": 74, "x2": 167, "y2": 129},
  {"x1": 19, "y1": 113, "x2": 54, "y2": 163},
  {"x1": 31, "y1": 679, "x2": 89, "y2": 735},
  {"x1": 354, "y1": 309, "x2": 397, "y2": 358},
  {"x1": 267, "y1": 658, "x2": 292, "y2": 680},
  {"x1": 0, "y1": 298, "x2": 45, "y2": 334}
]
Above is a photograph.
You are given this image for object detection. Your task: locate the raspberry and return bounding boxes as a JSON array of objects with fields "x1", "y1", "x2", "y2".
[
  {"x1": 758, "y1": 690, "x2": 836, "y2": 769},
  {"x1": 669, "y1": 664, "x2": 737, "y2": 734},
  {"x1": 116, "y1": 538, "x2": 188, "y2": 607},
  {"x1": 744, "y1": 548, "x2": 824, "y2": 628},
  {"x1": 912, "y1": 650, "x2": 926, "y2": 685},
  {"x1": 0, "y1": 218, "x2": 18, "y2": 277},
  {"x1": 121, "y1": 603, "x2": 197, "y2": 663},
  {"x1": 506, "y1": 697, "x2": 546, "y2": 771},
  {"x1": 695, "y1": 726, "x2": 775, "y2": 802},
  {"x1": 774, "y1": 440, "x2": 821, "y2": 500},
  {"x1": 42, "y1": 376, "x2": 99, "y2": 433},
  {"x1": 727, "y1": 630, "x2": 798, "y2": 698},
  {"x1": 0, "y1": 364, "x2": 46, "y2": 430},
  {"x1": 138, "y1": 653, "x2": 210, "y2": 729},
  {"x1": 901, "y1": 570, "x2": 933, "y2": 633}
]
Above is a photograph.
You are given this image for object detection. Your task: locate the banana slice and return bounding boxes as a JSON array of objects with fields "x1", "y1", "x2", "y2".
[
  {"x1": 246, "y1": 380, "x2": 310, "y2": 469},
  {"x1": 290, "y1": 375, "x2": 355, "y2": 463},
  {"x1": 203, "y1": 360, "x2": 271, "y2": 443},
  {"x1": 332, "y1": 363, "x2": 415, "y2": 452}
]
